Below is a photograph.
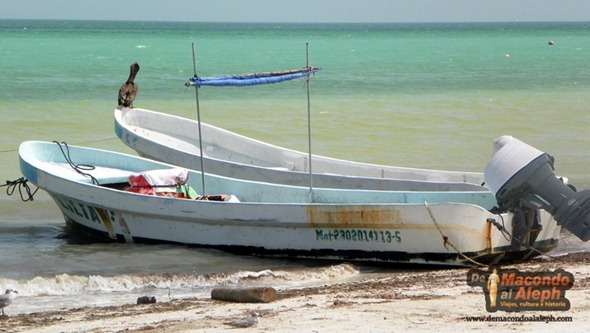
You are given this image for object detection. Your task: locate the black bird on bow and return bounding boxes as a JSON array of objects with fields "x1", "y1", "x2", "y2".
[{"x1": 118, "y1": 62, "x2": 140, "y2": 108}]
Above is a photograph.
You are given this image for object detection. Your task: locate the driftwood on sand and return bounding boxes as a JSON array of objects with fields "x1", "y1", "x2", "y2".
[{"x1": 211, "y1": 286, "x2": 278, "y2": 303}]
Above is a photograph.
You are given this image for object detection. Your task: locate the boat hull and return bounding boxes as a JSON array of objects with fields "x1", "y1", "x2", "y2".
[
  {"x1": 48, "y1": 188, "x2": 559, "y2": 266},
  {"x1": 20, "y1": 141, "x2": 561, "y2": 266},
  {"x1": 63, "y1": 212, "x2": 558, "y2": 265}
]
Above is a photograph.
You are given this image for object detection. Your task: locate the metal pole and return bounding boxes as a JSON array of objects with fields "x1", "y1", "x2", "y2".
[
  {"x1": 192, "y1": 42, "x2": 206, "y2": 195},
  {"x1": 305, "y1": 43, "x2": 313, "y2": 202}
]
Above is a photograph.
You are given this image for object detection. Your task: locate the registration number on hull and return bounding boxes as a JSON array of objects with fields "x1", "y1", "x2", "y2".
[{"x1": 315, "y1": 229, "x2": 401, "y2": 243}]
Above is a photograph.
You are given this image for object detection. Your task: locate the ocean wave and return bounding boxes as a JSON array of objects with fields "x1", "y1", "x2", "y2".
[{"x1": 0, "y1": 263, "x2": 359, "y2": 297}]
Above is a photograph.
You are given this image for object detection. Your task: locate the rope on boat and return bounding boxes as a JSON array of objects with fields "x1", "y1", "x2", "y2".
[
  {"x1": 426, "y1": 201, "x2": 563, "y2": 265},
  {"x1": 487, "y1": 216, "x2": 564, "y2": 262},
  {"x1": 424, "y1": 202, "x2": 489, "y2": 268},
  {"x1": 1, "y1": 177, "x2": 38, "y2": 202},
  {"x1": 1, "y1": 139, "x2": 117, "y2": 201},
  {"x1": 488, "y1": 215, "x2": 512, "y2": 242},
  {"x1": 53, "y1": 141, "x2": 100, "y2": 185}
]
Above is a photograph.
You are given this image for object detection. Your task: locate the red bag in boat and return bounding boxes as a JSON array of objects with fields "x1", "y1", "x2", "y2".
[
  {"x1": 127, "y1": 174, "x2": 154, "y2": 195},
  {"x1": 126, "y1": 168, "x2": 189, "y2": 196}
]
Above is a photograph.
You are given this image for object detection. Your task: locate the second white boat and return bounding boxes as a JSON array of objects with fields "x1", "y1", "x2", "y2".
[{"x1": 115, "y1": 107, "x2": 485, "y2": 191}]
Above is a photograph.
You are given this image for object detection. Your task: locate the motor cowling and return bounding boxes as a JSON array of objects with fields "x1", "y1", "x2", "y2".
[{"x1": 484, "y1": 135, "x2": 590, "y2": 241}]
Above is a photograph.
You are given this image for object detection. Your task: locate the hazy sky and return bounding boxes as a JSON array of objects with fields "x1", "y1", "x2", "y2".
[{"x1": 1, "y1": 0, "x2": 589, "y2": 23}]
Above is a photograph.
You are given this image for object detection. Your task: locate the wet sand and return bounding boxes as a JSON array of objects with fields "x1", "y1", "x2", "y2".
[{"x1": 2, "y1": 252, "x2": 590, "y2": 333}]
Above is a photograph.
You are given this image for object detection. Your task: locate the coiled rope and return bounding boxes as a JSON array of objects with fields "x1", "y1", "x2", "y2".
[
  {"x1": 1, "y1": 177, "x2": 38, "y2": 202},
  {"x1": 1, "y1": 139, "x2": 117, "y2": 202},
  {"x1": 53, "y1": 141, "x2": 100, "y2": 185}
]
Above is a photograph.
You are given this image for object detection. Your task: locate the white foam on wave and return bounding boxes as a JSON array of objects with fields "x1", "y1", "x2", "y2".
[
  {"x1": 208, "y1": 263, "x2": 359, "y2": 287},
  {"x1": 0, "y1": 263, "x2": 360, "y2": 314}
]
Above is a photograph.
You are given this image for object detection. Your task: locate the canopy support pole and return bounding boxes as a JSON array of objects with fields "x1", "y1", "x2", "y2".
[
  {"x1": 192, "y1": 42, "x2": 207, "y2": 195},
  {"x1": 305, "y1": 43, "x2": 313, "y2": 202}
]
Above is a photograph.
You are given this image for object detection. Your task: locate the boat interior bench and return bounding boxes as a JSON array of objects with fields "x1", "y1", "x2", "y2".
[{"x1": 45, "y1": 162, "x2": 133, "y2": 185}]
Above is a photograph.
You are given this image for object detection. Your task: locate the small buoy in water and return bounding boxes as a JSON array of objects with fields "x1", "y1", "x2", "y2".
[
  {"x1": 548, "y1": 40, "x2": 555, "y2": 45},
  {"x1": 504, "y1": 53, "x2": 510, "y2": 58}
]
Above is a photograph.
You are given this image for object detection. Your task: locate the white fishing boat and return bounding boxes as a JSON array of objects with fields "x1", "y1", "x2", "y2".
[
  {"x1": 19, "y1": 140, "x2": 564, "y2": 266},
  {"x1": 115, "y1": 107, "x2": 485, "y2": 191}
]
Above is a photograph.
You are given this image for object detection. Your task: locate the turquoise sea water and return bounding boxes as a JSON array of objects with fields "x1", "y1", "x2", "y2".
[
  {"x1": 1, "y1": 20, "x2": 590, "y2": 314},
  {"x1": 2, "y1": 21, "x2": 590, "y2": 182}
]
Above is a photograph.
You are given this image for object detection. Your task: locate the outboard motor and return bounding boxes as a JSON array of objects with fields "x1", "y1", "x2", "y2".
[{"x1": 484, "y1": 135, "x2": 590, "y2": 241}]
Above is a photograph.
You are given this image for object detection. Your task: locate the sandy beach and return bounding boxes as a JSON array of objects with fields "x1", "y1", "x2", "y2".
[{"x1": 2, "y1": 252, "x2": 590, "y2": 333}]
